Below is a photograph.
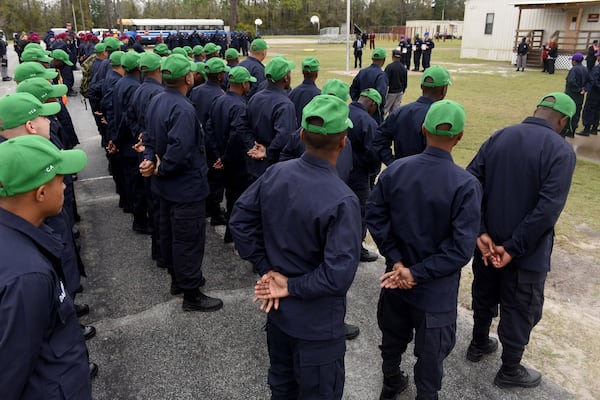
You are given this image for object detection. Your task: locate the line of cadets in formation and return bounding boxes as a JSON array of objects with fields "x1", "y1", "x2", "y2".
[{"x1": 1, "y1": 35, "x2": 576, "y2": 399}]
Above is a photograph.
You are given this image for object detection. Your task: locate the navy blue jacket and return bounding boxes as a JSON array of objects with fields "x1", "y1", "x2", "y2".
[
  {"x1": 101, "y1": 69, "x2": 123, "y2": 135},
  {"x1": 238, "y1": 56, "x2": 265, "y2": 99},
  {"x1": 144, "y1": 88, "x2": 209, "y2": 203},
  {"x1": 584, "y1": 64, "x2": 600, "y2": 98},
  {"x1": 347, "y1": 101, "x2": 379, "y2": 191},
  {"x1": 467, "y1": 117, "x2": 576, "y2": 273},
  {"x1": 113, "y1": 73, "x2": 141, "y2": 157},
  {"x1": 288, "y1": 79, "x2": 321, "y2": 127},
  {"x1": 229, "y1": 153, "x2": 361, "y2": 340},
  {"x1": 366, "y1": 147, "x2": 482, "y2": 313},
  {"x1": 279, "y1": 128, "x2": 354, "y2": 184},
  {"x1": 349, "y1": 63, "x2": 388, "y2": 110},
  {"x1": 189, "y1": 80, "x2": 225, "y2": 127},
  {"x1": 245, "y1": 84, "x2": 297, "y2": 178},
  {"x1": 566, "y1": 63, "x2": 588, "y2": 101},
  {"x1": 204, "y1": 91, "x2": 252, "y2": 175},
  {"x1": 128, "y1": 76, "x2": 165, "y2": 136},
  {"x1": 88, "y1": 58, "x2": 112, "y2": 108},
  {"x1": 372, "y1": 95, "x2": 433, "y2": 165},
  {"x1": 0, "y1": 208, "x2": 91, "y2": 400}
]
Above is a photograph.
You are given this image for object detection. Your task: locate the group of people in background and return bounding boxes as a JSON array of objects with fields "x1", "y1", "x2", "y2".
[{"x1": 0, "y1": 27, "x2": 579, "y2": 400}]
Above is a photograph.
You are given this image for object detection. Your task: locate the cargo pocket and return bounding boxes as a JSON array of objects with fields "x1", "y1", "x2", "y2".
[{"x1": 297, "y1": 338, "x2": 346, "y2": 398}]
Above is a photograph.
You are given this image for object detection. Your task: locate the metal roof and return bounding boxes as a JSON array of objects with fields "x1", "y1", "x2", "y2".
[{"x1": 511, "y1": 0, "x2": 600, "y2": 7}]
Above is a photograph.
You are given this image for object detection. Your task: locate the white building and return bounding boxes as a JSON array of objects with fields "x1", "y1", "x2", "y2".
[
  {"x1": 461, "y1": 0, "x2": 600, "y2": 68},
  {"x1": 405, "y1": 20, "x2": 464, "y2": 39}
]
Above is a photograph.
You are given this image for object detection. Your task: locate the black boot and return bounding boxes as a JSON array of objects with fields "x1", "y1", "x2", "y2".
[
  {"x1": 494, "y1": 364, "x2": 541, "y2": 389},
  {"x1": 182, "y1": 289, "x2": 223, "y2": 312},
  {"x1": 379, "y1": 371, "x2": 409, "y2": 400},
  {"x1": 591, "y1": 126, "x2": 598, "y2": 135},
  {"x1": 466, "y1": 337, "x2": 498, "y2": 362}
]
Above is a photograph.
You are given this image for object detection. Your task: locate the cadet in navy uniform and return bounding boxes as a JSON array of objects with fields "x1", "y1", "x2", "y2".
[
  {"x1": 466, "y1": 93, "x2": 576, "y2": 389},
  {"x1": 230, "y1": 94, "x2": 362, "y2": 400},
  {"x1": 289, "y1": 57, "x2": 321, "y2": 127},
  {"x1": 367, "y1": 100, "x2": 482, "y2": 400},
  {"x1": 564, "y1": 52, "x2": 588, "y2": 136},
  {"x1": 372, "y1": 65, "x2": 451, "y2": 165},
  {"x1": 140, "y1": 54, "x2": 223, "y2": 312},
  {"x1": 581, "y1": 51, "x2": 600, "y2": 135},
  {"x1": 189, "y1": 57, "x2": 229, "y2": 225},
  {"x1": 412, "y1": 33, "x2": 423, "y2": 71},
  {"x1": 238, "y1": 38, "x2": 268, "y2": 99},
  {"x1": 350, "y1": 48, "x2": 388, "y2": 122},
  {"x1": 0, "y1": 133, "x2": 90, "y2": 399},
  {"x1": 204, "y1": 66, "x2": 255, "y2": 243},
  {"x1": 421, "y1": 32, "x2": 435, "y2": 70},
  {"x1": 244, "y1": 56, "x2": 297, "y2": 181}
]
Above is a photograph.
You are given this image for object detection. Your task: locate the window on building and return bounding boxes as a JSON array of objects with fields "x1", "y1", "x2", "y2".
[{"x1": 485, "y1": 13, "x2": 494, "y2": 35}]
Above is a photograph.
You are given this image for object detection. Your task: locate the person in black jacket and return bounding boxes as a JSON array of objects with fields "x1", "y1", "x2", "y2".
[
  {"x1": 516, "y1": 37, "x2": 529, "y2": 72},
  {"x1": 586, "y1": 39, "x2": 598, "y2": 72},
  {"x1": 564, "y1": 52, "x2": 588, "y2": 136},
  {"x1": 384, "y1": 48, "x2": 408, "y2": 116}
]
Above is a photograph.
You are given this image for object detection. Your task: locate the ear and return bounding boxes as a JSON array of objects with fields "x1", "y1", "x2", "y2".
[
  {"x1": 299, "y1": 129, "x2": 306, "y2": 142},
  {"x1": 421, "y1": 124, "x2": 427, "y2": 137},
  {"x1": 339, "y1": 135, "x2": 347, "y2": 150},
  {"x1": 34, "y1": 184, "x2": 47, "y2": 203},
  {"x1": 24, "y1": 120, "x2": 37, "y2": 135},
  {"x1": 453, "y1": 132, "x2": 464, "y2": 145}
]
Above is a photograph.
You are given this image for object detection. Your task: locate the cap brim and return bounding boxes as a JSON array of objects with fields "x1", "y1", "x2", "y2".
[
  {"x1": 40, "y1": 102, "x2": 62, "y2": 117},
  {"x1": 249, "y1": 76, "x2": 257, "y2": 83},
  {"x1": 49, "y1": 84, "x2": 68, "y2": 98},
  {"x1": 45, "y1": 69, "x2": 59, "y2": 80},
  {"x1": 64, "y1": 59, "x2": 74, "y2": 66},
  {"x1": 56, "y1": 149, "x2": 88, "y2": 175}
]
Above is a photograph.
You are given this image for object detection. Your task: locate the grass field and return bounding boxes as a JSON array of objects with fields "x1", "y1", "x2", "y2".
[{"x1": 267, "y1": 37, "x2": 600, "y2": 255}]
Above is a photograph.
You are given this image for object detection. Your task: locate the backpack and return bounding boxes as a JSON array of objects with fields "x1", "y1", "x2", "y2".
[{"x1": 79, "y1": 54, "x2": 97, "y2": 98}]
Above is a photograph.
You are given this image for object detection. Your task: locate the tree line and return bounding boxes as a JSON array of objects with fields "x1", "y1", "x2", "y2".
[{"x1": 0, "y1": 0, "x2": 464, "y2": 37}]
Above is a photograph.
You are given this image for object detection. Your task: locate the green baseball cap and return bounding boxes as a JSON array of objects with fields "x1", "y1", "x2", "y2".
[
  {"x1": 423, "y1": 99, "x2": 465, "y2": 137},
  {"x1": 94, "y1": 42, "x2": 107, "y2": 53},
  {"x1": 121, "y1": 51, "x2": 141, "y2": 72},
  {"x1": 302, "y1": 94, "x2": 353, "y2": 135},
  {"x1": 190, "y1": 62, "x2": 207, "y2": 81},
  {"x1": 301, "y1": 57, "x2": 320, "y2": 72},
  {"x1": 51, "y1": 49, "x2": 74, "y2": 66},
  {"x1": 183, "y1": 45, "x2": 193, "y2": 54},
  {"x1": 103, "y1": 37, "x2": 122, "y2": 51},
  {"x1": 154, "y1": 43, "x2": 171, "y2": 56},
  {"x1": 172, "y1": 47, "x2": 187, "y2": 56},
  {"x1": 265, "y1": 56, "x2": 296, "y2": 82},
  {"x1": 537, "y1": 92, "x2": 576, "y2": 119},
  {"x1": 225, "y1": 48, "x2": 240, "y2": 61},
  {"x1": 24, "y1": 42, "x2": 51, "y2": 55},
  {"x1": 228, "y1": 66, "x2": 257, "y2": 83},
  {"x1": 0, "y1": 92, "x2": 61, "y2": 130},
  {"x1": 21, "y1": 47, "x2": 53, "y2": 63},
  {"x1": 109, "y1": 50, "x2": 125, "y2": 66},
  {"x1": 372, "y1": 48, "x2": 387, "y2": 60},
  {"x1": 203, "y1": 43, "x2": 221, "y2": 55},
  {"x1": 205, "y1": 58, "x2": 230, "y2": 74},
  {"x1": 360, "y1": 88, "x2": 382, "y2": 106},
  {"x1": 161, "y1": 54, "x2": 193, "y2": 79},
  {"x1": 192, "y1": 45, "x2": 204, "y2": 55},
  {"x1": 138, "y1": 52, "x2": 162, "y2": 72},
  {"x1": 0, "y1": 135, "x2": 87, "y2": 197},
  {"x1": 421, "y1": 65, "x2": 452, "y2": 88},
  {"x1": 16, "y1": 78, "x2": 68, "y2": 102},
  {"x1": 250, "y1": 38, "x2": 269, "y2": 52},
  {"x1": 14, "y1": 62, "x2": 59, "y2": 83},
  {"x1": 322, "y1": 79, "x2": 350, "y2": 102}
]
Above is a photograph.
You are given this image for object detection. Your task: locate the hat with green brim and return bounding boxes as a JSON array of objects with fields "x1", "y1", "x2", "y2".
[
  {"x1": 154, "y1": 43, "x2": 171, "y2": 56},
  {"x1": 265, "y1": 56, "x2": 296, "y2": 82},
  {"x1": 421, "y1": 65, "x2": 452, "y2": 87},
  {"x1": 14, "y1": 62, "x2": 59, "y2": 83},
  {"x1": 192, "y1": 45, "x2": 204, "y2": 55},
  {"x1": 183, "y1": 46, "x2": 193, "y2": 54},
  {"x1": 103, "y1": 37, "x2": 122, "y2": 51},
  {"x1": 205, "y1": 57, "x2": 231, "y2": 74},
  {"x1": 109, "y1": 51, "x2": 125, "y2": 66},
  {"x1": 203, "y1": 43, "x2": 221, "y2": 55},
  {"x1": 372, "y1": 48, "x2": 387, "y2": 60},
  {"x1": 21, "y1": 47, "x2": 53, "y2": 63},
  {"x1": 161, "y1": 54, "x2": 193, "y2": 79},
  {"x1": 24, "y1": 42, "x2": 51, "y2": 55},
  {"x1": 423, "y1": 99, "x2": 465, "y2": 137},
  {"x1": 360, "y1": 88, "x2": 382, "y2": 106},
  {"x1": 138, "y1": 52, "x2": 162, "y2": 72},
  {"x1": 0, "y1": 92, "x2": 61, "y2": 130},
  {"x1": 16, "y1": 77, "x2": 68, "y2": 102},
  {"x1": 94, "y1": 42, "x2": 107, "y2": 53},
  {"x1": 301, "y1": 94, "x2": 353, "y2": 135},
  {"x1": 250, "y1": 38, "x2": 269, "y2": 52},
  {"x1": 321, "y1": 79, "x2": 350, "y2": 102},
  {"x1": 225, "y1": 48, "x2": 239, "y2": 61},
  {"x1": 172, "y1": 47, "x2": 187, "y2": 56},
  {"x1": 0, "y1": 135, "x2": 87, "y2": 197},
  {"x1": 228, "y1": 66, "x2": 257, "y2": 83},
  {"x1": 121, "y1": 51, "x2": 141, "y2": 72},
  {"x1": 190, "y1": 62, "x2": 207, "y2": 80},
  {"x1": 301, "y1": 57, "x2": 320, "y2": 72},
  {"x1": 537, "y1": 92, "x2": 576, "y2": 119},
  {"x1": 51, "y1": 49, "x2": 74, "y2": 66}
]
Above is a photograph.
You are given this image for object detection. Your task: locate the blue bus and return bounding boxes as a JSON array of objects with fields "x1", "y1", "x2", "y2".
[{"x1": 119, "y1": 18, "x2": 225, "y2": 45}]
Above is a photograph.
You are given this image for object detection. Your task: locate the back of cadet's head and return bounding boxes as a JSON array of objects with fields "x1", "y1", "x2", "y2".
[{"x1": 301, "y1": 95, "x2": 353, "y2": 151}]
